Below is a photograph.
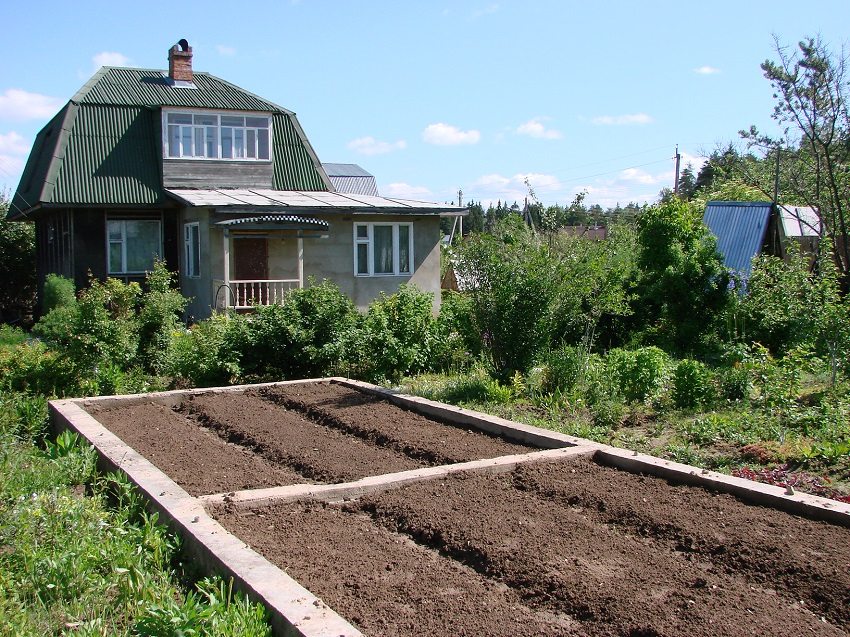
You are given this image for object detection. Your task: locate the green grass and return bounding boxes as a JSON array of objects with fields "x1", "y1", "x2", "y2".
[
  {"x1": 0, "y1": 393, "x2": 271, "y2": 636},
  {"x1": 400, "y1": 368, "x2": 850, "y2": 500}
]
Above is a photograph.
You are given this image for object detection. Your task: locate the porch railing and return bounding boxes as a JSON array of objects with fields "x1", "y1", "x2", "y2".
[{"x1": 214, "y1": 279, "x2": 300, "y2": 310}]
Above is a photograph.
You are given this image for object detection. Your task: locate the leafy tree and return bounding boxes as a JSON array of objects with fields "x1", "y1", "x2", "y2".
[
  {"x1": 631, "y1": 199, "x2": 731, "y2": 355},
  {"x1": 741, "y1": 36, "x2": 850, "y2": 285},
  {"x1": 453, "y1": 216, "x2": 559, "y2": 380},
  {"x1": 0, "y1": 196, "x2": 36, "y2": 324},
  {"x1": 677, "y1": 164, "x2": 697, "y2": 200}
]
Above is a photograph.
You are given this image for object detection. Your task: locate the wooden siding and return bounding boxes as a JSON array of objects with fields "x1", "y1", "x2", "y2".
[{"x1": 162, "y1": 159, "x2": 273, "y2": 189}]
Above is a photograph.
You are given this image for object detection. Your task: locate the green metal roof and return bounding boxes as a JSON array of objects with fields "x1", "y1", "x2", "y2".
[{"x1": 8, "y1": 67, "x2": 330, "y2": 219}]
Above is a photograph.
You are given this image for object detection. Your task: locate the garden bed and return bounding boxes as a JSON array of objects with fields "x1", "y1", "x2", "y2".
[
  {"x1": 85, "y1": 381, "x2": 534, "y2": 496},
  {"x1": 215, "y1": 455, "x2": 850, "y2": 637}
]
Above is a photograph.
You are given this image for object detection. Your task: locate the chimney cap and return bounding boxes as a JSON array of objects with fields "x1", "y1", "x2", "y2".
[{"x1": 177, "y1": 38, "x2": 190, "y2": 51}]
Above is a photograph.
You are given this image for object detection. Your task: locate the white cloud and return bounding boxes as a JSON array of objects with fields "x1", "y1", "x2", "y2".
[
  {"x1": 347, "y1": 136, "x2": 407, "y2": 156},
  {"x1": 619, "y1": 167, "x2": 659, "y2": 185},
  {"x1": 383, "y1": 182, "x2": 433, "y2": 199},
  {"x1": 472, "y1": 172, "x2": 562, "y2": 205},
  {"x1": 92, "y1": 51, "x2": 131, "y2": 68},
  {"x1": 591, "y1": 113, "x2": 653, "y2": 126},
  {"x1": 0, "y1": 89, "x2": 63, "y2": 121},
  {"x1": 472, "y1": 3, "x2": 500, "y2": 18},
  {"x1": 0, "y1": 131, "x2": 31, "y2": 185},
  {"x1": 216, "y1": 45, "x2": 237, "y2": 57},
  {"x1": 0, "y1": 131, "x2": 30, "y2": 156},
  {"x1": 694, "y1": 65, "x2": 720, "y2": 75},
  {"x1": 422, "y1": 123, "x2": 480, "y2": 146},
  {"x1": 516, "y1": 117, "x2": 562, "y2": 140}
]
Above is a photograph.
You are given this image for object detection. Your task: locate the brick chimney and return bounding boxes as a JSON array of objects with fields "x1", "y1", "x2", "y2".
[{"x1": 168, "y1": 39, "x2": 193, "y2": 82}]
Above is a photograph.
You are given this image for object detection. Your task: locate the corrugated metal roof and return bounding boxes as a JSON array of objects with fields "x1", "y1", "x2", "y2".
[
  {"x1": 166, "y1": 188, "x2": 465, "y2": 214},
  {"x1": 328, "y1": 175, "x2": 379, "y2": 197},
  {"x1": 73, "y1": 67, "x2": 286, "y2": 112},
  {"x1": 703, "y1": 201, "x2": 772, "y2": 276},
  {"x1": 7, "y1": 66, "x2": 332, "y2": 217},
  {"x1": 322, "y1": 163, "x2": 373, "y2": 177},
  {"x1": 779, "y1": 205, "x2": 821, "y2": 237},
  {"x1": 50, "y1": 105, "x2": 163, "y2": 206}
]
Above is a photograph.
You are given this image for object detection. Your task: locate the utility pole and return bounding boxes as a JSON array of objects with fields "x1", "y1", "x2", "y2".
[
  {"x1": 457, "y1": 188, "x2": 463, "y2": 238},
  {"x1": 673, "y1": 145, "x2": 681, "y2": 195}
]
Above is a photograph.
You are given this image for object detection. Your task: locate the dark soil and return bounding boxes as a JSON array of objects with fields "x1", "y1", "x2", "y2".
[
  {"x1": 262, "y1": 381, "x2": 533, "y2": 463},
  {"x1": 86, "y1": 381, "x2": 533, "y2": 496},
  {"x1": 87, "y1": 402, "x2": 304, "y2": 496},
  {"x1": 215, "y1": 456, "x2": 850, "y2": 637}
]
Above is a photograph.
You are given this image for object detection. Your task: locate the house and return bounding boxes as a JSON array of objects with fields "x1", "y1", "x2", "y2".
[
  {"x1": 702, "y1": 201, "x2": 823, "y2": 279},
  {"x1": 322, "y1": 163, "x2": 380, "y2": 197},
  {"x1": 7, "y1": 39, "x2": 465, "y2": 320}
]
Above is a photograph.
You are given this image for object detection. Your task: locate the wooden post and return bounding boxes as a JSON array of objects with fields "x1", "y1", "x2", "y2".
[
  {"x1": 297, "y1": 235, "x2": 304, "y2": 288},
  {"x1": 222, "y1": 229, "x2": 230, "y2": 309}
]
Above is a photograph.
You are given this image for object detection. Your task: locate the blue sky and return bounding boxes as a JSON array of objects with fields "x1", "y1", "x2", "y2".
[{"x1": 2, "y1": 0, "x2": 849, "y2": 208}]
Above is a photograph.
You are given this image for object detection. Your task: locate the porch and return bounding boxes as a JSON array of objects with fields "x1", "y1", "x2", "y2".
[{"x1": 212, "y1": 214, "x2": 328, "y2": 310}]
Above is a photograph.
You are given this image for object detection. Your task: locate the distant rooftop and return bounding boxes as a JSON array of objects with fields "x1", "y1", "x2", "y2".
[{"x1": 322, "y1": 163, "x2": 379, "y2": 197}]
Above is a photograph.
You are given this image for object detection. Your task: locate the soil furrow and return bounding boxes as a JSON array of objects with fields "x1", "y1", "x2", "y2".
[
  {"x1": 261, "y1": 381, "x2": 533, "y2": 464},
  {"x1": 509, "y1": 458, "x2": 850, "y2": 629},
  {"x1": 356, "y1": 465, "x2": 847, "y2": 637},
  {"x1": 179, "y1": 392, "x2": 425, "y2": 483},
  {"x1": 86, "y1": 401, "x2": 305, "y2": 495}
]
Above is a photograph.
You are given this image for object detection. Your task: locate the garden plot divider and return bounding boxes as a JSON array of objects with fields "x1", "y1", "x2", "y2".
[{"x1": 49, "y1": 378, "x2": 850, "y2": 637}]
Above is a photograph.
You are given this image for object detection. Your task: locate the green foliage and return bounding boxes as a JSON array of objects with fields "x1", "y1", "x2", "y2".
[
  {"x1": 136, "y1": 262, "x2": 188, "y2": 375},
  {"x1": 453, "y1": 217, "x2": 560, "y2": 380},
  {"x1": 632, "y1": 199, "x2": 730, "y2": 355},
  {"x1": 0, "y1": 198, "x2": 36, "y2": 323},
  {"x1": 0, "y1": 340, "x2": 81, "y2": 397},
  {"x1": 167, "y1": 314, "x2": 237, "y2": 388},
  {"x1": 672, "y1": 359, "x2": 716, "y2": 409},
  {"x1": 41, "y1": 274, "x2": 76, "y2": 314},
  {"x1": 608, "y1": 346, "x2": 671, "y2": 404}
]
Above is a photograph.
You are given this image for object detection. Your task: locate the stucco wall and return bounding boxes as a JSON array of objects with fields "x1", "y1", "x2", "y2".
[
  {"x1": 191, "y1": 212, "x2": 442, "y2": 320},
  {"x1": 302, "y1": 214, "x2": 442, "y2": 312}
]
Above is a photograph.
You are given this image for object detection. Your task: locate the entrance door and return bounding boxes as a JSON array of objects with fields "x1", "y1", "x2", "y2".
[
  {"x1": 232, "y1": 237, "x2": 268, "y2": 306},
  {"x1": 233, "y1": 237, "x2": 268, "y2": 280}
]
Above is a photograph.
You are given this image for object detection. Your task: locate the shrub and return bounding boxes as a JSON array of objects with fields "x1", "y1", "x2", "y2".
[
  {"x1": 167, "y1": 313, "x2": 238, "y2": 387},
  {"x1": 136, "y1": 262, "x2": 187, "y2": 374},
  {"x1": 539, "y1": 344, "x2": 585, "y2": 394},
  {"x1": 672, "y1": 359, "x2": 716, "y2": 409},
  {"x1": 360, "y1": 285, "x2": 436, "y2": 382},
  {"x1": 0, "y1": 340, "x2": 81, "y2": 397},
  {"x1": 607, "y1": 346, "x2": 671, "y2": 404},
  {"x1": 42, "y1": 274, "x2": 76, "y2": 313}
]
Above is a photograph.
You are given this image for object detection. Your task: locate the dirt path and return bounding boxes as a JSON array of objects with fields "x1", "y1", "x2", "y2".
[{"x1": 216, "y1": 456, "x2": 850, "y2": 637}]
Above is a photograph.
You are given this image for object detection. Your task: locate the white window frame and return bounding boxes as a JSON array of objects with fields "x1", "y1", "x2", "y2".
[
  {"x1": 162, "y1": 108, "x2": 272, "y2": 161},
  {"x1": 184, "y1": 222, "x2": 201, "y2": 278},
  {"x1": 107, "y1": 218, "x2": 163, "y2": 275},
  {"x1": 353, "y1": 222, "x2": 414, "y2": 277}
]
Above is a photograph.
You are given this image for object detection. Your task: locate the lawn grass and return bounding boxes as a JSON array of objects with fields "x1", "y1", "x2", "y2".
[
  {"x1": 0, "y1": 391, "x2": 272, "y2": 636},
  {"x1": 400, "y1": 369, "x2": 850, "y2": 503}
]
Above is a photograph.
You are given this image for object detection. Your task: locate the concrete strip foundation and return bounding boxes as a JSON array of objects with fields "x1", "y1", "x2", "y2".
[{"x1": 49, "y1": 377, "x2": 850, "y2": 636}]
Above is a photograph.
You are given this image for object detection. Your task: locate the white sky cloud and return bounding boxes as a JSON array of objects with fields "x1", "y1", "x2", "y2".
[
  {"x1": 92, "y1": 51, "x2": 131, "y2": 68},
  {"x1": 694, "y1": 65, "x2": 720, "y2": 75},
  {"x1": 592, "y1": 113, "x2": 653, "y2": 126},
  {"x1": 619, "y1": 167, "x2": 659, "y2": 185},
  {"x1": 472, "y1": 172, "x2": 562, "y2": 205},
  {"x1": 422, "y1": 123, "x2": 480, "y2": 146},
  {"x1": 516, "y1": 117, "x2": 562, "y2": 140},
  {"x1": 0, "y1": 89, "x2": 63, "y2": 121},
  {"x1": 347, "y1": 136, "x2": 407, "y2": 155},
  {"x1": 471, "y1": 3, "x2": 500, "y2": 18},
  {"x1": 383, "y1": 182, "x2": 433, "y2": 199},
  {"x1": 216, "y1": 45, "x2": 237, "y2": 56},
  {"x1": 0, "y1": 131, "x2": 30, "y2": 184}
]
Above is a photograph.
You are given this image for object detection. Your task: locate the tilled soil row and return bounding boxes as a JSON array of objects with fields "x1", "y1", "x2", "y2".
[
  {"x1": 179, "y1": 392, "x2": 425, "y2": 483},
  {"x1": 509, "y1": 459, "x2": 850, "y2": 630},
  {"x1": 355, "y1": 459, "x2": 850, "y2": 637},
  {"x1": 214, "y1": 501, "x2": 579, "y2": 637},
  {"x1": 261, "y1": 381, "x2": 533, "y2": 465},
  {"x1": 87, "y1": 401, "x2": 305, "y2": 496},
  {"x1": 215, "y1": 456, "x2": 850, "y2": 637}
]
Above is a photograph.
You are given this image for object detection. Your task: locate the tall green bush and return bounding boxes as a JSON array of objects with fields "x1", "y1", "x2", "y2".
[
  {"x1": 607, "y1": 346, "x2": 671, "y2": 404},
  {"x1": 453, "y1": 217, "x2": 559, "y2": 380}
]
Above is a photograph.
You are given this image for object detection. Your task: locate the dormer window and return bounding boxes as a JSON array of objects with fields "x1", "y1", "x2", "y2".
[{"x1": 163, "y1": 110, "x2": 271, "y2": 160}]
